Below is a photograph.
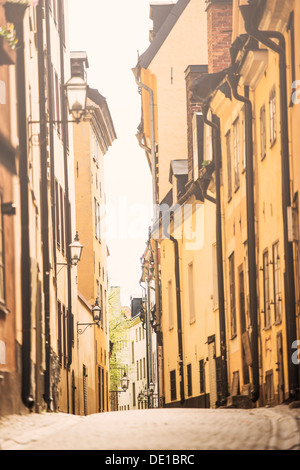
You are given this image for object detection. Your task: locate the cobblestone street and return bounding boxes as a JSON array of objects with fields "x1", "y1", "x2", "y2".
[{"x1": 0, "y1": 405, "x2": 299, "y2": 451}]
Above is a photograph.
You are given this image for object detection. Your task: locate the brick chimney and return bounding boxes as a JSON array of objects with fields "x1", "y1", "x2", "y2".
[
  {"x1": 206, "y1": 0, "x2": 233, "y2": 73},
  {"x1": 185, "y1": 65, "x2": 208, "y2": 181}
]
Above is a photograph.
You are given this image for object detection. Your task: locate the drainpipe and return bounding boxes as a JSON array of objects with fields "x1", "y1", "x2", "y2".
[
  {"x1": 14, "y1": 7, "x2": 34, "y2": 410},
  {"x1": 132, "y1": 66, "x2": 163, "y2": 405},
  {"x1": 45, "y1": 0, "x2": 57, "y2": 274},
  {"x1": 240, "y1": 4, "x2": 298, "y2": 399},
  {"x1": 58, "y1": 0, "x2": 72, "y2": 412},
  {"x1": 161, "y1": 213, "x2": 185, "y2": 406},
  {"x1": 226, "y1": 74, "x2": 260, "y2": 403},
  {"x1": 202, "y1": 104, "x2": 229, "y2": 405},
  {"x1": 36, "y1": 0, "x2": 51, "y2": 411}
]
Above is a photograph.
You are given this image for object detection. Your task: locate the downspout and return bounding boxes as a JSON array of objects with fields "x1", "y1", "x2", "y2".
[
  {"x1": 240, "y1": 3, "x2": 298, "y2": 399},
  {"x1": 202, "y1": 103, "x2": 229, "y2": 405},
  {"x1": 132, "y1": 66, "x2": 163, "y2": 405},
  {"x1": 58, "y1": 0, "x2": 72, "y2": 412},
  {"x1": 45, "y1": 0, "x2": 57, "y2": 274},
  {"x1": 162, "y1": 213, "x2": 185, "y2": 406},
  {"x1": 226, "y1": 73, "x2": 260, "y2": 403},
  {"x1": 36, "y1": 1, "x2": 51, "y2": 410},
  {"x1": 14, "y1": 6, "x2": 34, "y2": 410}
]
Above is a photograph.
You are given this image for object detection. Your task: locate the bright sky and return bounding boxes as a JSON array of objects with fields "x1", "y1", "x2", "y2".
[{"x1": 68, "y1": 1, "x2": 154, "y2": 306}]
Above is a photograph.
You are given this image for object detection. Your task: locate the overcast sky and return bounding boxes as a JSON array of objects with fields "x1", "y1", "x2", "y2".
[{"x1": 68, "y1": 1, "x2": 154, "y2": 306}]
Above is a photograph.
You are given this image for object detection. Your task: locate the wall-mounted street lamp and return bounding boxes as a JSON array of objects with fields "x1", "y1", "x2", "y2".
[
  {"x1": 28, "y1": 75, "x2": 89, "y2": 127},
  {"x1": 56, "y1": 232, "x2": 83, "y2": 273},
  {"x1": 65, "y1": 75, "x2": 88, "y2": 123},
  {"x1": 77, "y1": 298, "x2": 102, "y2": 336},
  {"x1": 120, "y1": 371, "x2": 130, "y2": 392}
]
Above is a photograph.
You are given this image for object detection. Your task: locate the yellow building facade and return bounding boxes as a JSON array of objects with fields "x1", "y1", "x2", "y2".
[
  {"x1": 134, "y1": 0, "x2": 231, "y2": 408},
  {"x1": 72, "y1": 54, "x2": 117, "y2": 414},
  {"x1": 135, "y1": 0, "x2": 300, "y2": 409},
  {"x1": 192, "y1": 0, "x2": 300, "y2": 405}
]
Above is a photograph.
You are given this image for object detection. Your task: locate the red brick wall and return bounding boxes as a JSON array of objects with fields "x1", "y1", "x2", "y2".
[{"x1": 206, "y1": 0, "x2": 233, "y2": 74}]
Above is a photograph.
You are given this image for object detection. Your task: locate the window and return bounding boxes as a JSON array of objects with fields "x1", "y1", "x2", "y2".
[
  {"x1": 229, "y1": 253, "x2": 236, "y2": 338},
  {"x1": 188, "y1": 262, "x2": 195, "y2": 323},
  {"x1": 60, "y1": 186, "x2": 65, "y2": 255},
  {"x1": 132, "y1": 382, "x2": 136, "y2": 407},
  {"x1": 0, "y1": 196, "x2": 5, "y2": 305},
  {"x1": 233, "y1": 118, "x2": 240, "y2": 190},
  {"x1": 226, "y1": 131, "x2": 232, "y2": 200},
  {"x1": 57, "y1": 301, "x2": 62, "y2": 364},
  {"x1": 131, "y1": 341, "x2": 134, "y2": 364},
  {"x1": 170, "y1": 370, "x2": 176, "y2": 401},
  {"x1": 136, "y1": 361, "x2": 139, "y2": 381},
  {"x1": 244, "y1": 242, "x2": 251, "y2": 327},
  {"x1": 55, "y1": 180, "x2": 65, "y2": 256},
  {"x1": 168, "y1": 279, "x2": 174, "y2": 330},
  {"x1": 260, "y1": 104, "x2": 266, "y2": 160},
  {"x1": 212, "y1": 243, "x2": 219, "y2": 310},
  {"x1": 94, "y1": 198, "x2": 101, "y2": 241},
  {"x1": 265, "y1": 370, "x2": 274, "y2": 403},
  {"x1": 239, "y1": 267, "x2": 246, "y2": 334},
  {"x1": 273, "y1": 242, "x2": 282, "y2": 323},
  {"x1": 242, "y1": 107, "x2": 246, "y2": 171},
  {"x1": 269, "y1": 87, "x2": 276, "y2": 146},
  {"x1": 263, "y1": 250, "x2": 271, "y2": 328},
  {"x1": 187, "y1": 364, "x2": 192, "y2": 397},
  {"x1": 55, "y1": 180, "x2": 61, "y2": 249},
  {"x1": 199, "y1": 359, "x2": 206, "y2": 394}
]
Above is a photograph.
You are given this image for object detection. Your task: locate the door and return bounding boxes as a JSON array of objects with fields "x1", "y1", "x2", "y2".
[
  {"x1": 208, "y1": 336, "x2": 217, "y2": 408},
  {"x1": 83, "y1": 364, "x2": 88, "y2": 416}
]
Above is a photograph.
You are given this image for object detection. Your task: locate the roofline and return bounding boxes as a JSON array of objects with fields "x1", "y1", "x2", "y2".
[{"x1": 139, "y1": 0, "x2": 191, "y2": 69}]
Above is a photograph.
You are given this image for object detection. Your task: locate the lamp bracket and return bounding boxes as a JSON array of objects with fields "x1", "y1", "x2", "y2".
[{"x1": 77, "y1": 321, "x2": 100, "y2": 335}]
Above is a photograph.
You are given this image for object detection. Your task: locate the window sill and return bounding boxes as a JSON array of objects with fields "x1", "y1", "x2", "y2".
[
  {"x1": 0, "y1": 302, "x2": 10, "y2": 315},
  {"x1": 234, "y1": 185, "x2": 240, "y2": 194},
  {"x1": 230, "y1": 334, "x2": 237, "y2": 341},
  {"x1": 263, "y1": 325, "x2": 272, "y2": 331}
]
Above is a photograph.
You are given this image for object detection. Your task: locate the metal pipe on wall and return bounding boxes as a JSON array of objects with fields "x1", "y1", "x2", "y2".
[
  {"x1": 226, "y1": 74, "x2": 259, "y2": 403},
  {"x1": 37, "y1": 0, "x2": 51, "y2": 411},
  {"x1": 202, "y1": 104, "x2": 229, "y2": 405},
  {"x1": 14, "y1": 6, "x2": 34, "y2": 410},
  {"x1": 240, "y1": 2, "x2": 298, "y2": 400}
]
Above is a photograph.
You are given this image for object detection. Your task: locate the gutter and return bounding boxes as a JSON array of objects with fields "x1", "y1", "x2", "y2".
[
  {"x1": 202, "y1": 104, "x2": 229, "y2": 405},
  {"x1": 15, "y1": 8, "x2": 34, "y2": 410},
  {"x1": 161, "y1": 213, "x2": 185, "y2": 406},
  {"x1": 58, "y1": 0, "x2": 72, "y2": 412},
  {"x1": 45, "y1": 0, "x2": 57, "y2": 276},
  {"x1": 240, "y1": 3, "x2": 298, "y2": 400},
  {"x1": 37, "y1": 1, "x2": 51, "y2": 410},
  {"x1": 226, "y1": 73, "x2": 259, "y2": 403}
]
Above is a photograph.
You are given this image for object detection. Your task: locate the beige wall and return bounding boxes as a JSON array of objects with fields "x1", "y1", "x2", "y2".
[{"x1": 142, "y1": 0, "x2": 208, "y2": 203}]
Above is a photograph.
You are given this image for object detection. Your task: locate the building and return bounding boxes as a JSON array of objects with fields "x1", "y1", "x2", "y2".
[
  {"x1": 0, "y1": 0, "x2": 117, "y2": 417},
  {"x1": 134, "y1": 0, "x2": 300, "y2": 409},
  {"x1": 133, "y1": 0, "x2": 227, "y2": 409},
  {"x1": 71, "y1": 51, "x2": 117, "y2": 415},
  {"x1": 190, "y1": 0, "x2": 300, "y2": 405},
  {"x1": 0, "y1": 1, "x2": 20, "y2": 416}
]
